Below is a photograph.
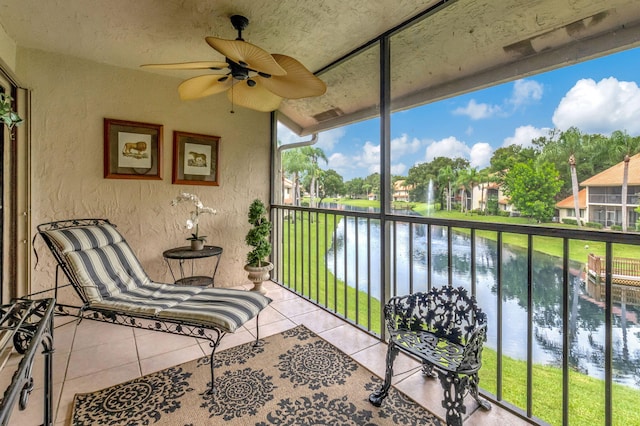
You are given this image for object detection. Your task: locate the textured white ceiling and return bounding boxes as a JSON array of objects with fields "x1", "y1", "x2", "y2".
[
  {"x1": 0, "y1": 0, "x2": 436, "y2": 75},
  {"x1": 1, "y1": 0, "x2": 639, "y2": 134}
]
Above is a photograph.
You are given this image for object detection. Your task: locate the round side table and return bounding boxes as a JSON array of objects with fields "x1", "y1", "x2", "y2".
[{"x1": 162, "y1": 245, "x2": 223, "y2": 286}]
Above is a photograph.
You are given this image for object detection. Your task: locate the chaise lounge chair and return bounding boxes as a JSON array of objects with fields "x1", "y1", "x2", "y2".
[{"x1": 36, "y1": 218, "x2": 272, "y2": 394}]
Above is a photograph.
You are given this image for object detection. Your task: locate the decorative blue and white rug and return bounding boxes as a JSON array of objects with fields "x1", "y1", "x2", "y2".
[{"x1": 72, "y1": 325, "x2": 442, "y2": 425}]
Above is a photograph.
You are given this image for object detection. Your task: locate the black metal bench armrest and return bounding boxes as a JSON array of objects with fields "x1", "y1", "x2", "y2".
[{"x1": 458, "y1": 323, "x2": 487, "y2": 374}]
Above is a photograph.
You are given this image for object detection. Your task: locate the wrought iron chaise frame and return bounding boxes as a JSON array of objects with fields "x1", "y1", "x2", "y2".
[
  {"x1": 0, "y1": 298, "x2": 55, "y2": 426},
  {"x1": 36, "y1": 218, "x2": 270, "y2": 395}
]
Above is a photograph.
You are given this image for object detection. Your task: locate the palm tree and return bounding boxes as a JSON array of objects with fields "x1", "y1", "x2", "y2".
[
  {"x1": 456, "y1": 168, "x2": 472, "y2": 213},
  {"x1": 363, "y1": 182, "x2": 372, "y2": 199},
  {"x1": 476, "y1": 168, "x2": 490, "y2": 213},
  {"x1": 568, "y1": 154, "x2": 582, "y2": 227},
  {"x1": 607, "y1": 131, "x2": 640, "y2": 231},
  {"x1": 464, "y1": 167, "x2": 479, "y2": 212},
  {"x1": 282, "y1": 149, "x2": 309, "y2": 206},
  {"x1": 621, "y1": 154, "x2": 630, "y2": 231},
  {"x1": 539, "y1": 128, "x2": 583, "y2": 227},
  {"x1": 300, "y1": 146, "x2": 328, "y2": 207},
  {"x1": 437, "y1": 165, "x2": 455, "y2": 211}
]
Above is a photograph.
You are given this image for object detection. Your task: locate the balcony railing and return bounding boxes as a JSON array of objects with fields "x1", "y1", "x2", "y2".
[
  {"x1": 271, "y1": 204, "x2": 640, "y2": 425},
  {"x1": 588, "y1": 194, "x2": 640, "y2": 205}
]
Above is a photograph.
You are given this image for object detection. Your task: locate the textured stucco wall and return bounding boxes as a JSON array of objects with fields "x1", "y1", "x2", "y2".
[
  {"x1": 0, "y1": 25, "x2": 16, "y2": 72},
  {"x1": 17, "y1": 48, "x2": 271, "y2": 297}
]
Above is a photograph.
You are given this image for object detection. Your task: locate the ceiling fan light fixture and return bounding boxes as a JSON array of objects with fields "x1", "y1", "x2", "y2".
[
  {"x1": 230, "y1": 14, "x2": 249, "y2": 40},
  {"x1": 142, "y1": 14, "x2": 325, "y2": 112}
]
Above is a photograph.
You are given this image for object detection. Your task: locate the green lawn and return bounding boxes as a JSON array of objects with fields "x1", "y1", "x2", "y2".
[
  {"x1": 280, "y1": 210, "x2": 382, "y2": 333},
  {"x1": 481, "y1": 348, "x2": 640, "y2": 425},
  {"x1": 278, "y1": 205, "x2": 640, "y2": 425}
]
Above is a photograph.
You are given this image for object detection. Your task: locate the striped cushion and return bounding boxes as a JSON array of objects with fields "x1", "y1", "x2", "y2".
[
  {"x1": 158, "y1": 288, "x2": 272, "y2": 333},
  {"x1": 43, "y1": 222, "x2": 272, "y2": 333},
  {"x1": 44, "y1": 224, "x2": 124, "y2": 253},
  {"x1": 44, "y1": 226, "x2": 151, "y2": 304},
  {"x1": 91, "y1": 282, "x2": 204, "y2": 316}
]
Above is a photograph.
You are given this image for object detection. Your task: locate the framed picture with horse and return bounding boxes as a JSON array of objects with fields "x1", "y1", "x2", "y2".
[
  {"x1": 104, "y1": 118, "x2": 163, "y2": 180},
  {"x1": 172, "y1": 131, "x2": 220, "y2": 186}
]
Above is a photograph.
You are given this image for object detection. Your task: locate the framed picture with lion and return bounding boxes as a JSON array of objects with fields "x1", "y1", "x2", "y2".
[
  {"x1": 172, "y1": 131, "x2": 220, "y2": 186},
  {"x1": 104, "y1": 118, "x2": 163, "y2": 180}
]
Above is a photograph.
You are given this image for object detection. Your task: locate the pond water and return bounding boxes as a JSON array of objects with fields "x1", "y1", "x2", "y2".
[{"x1": 326, "y1": 216, "x2": 640, "y2": 389}]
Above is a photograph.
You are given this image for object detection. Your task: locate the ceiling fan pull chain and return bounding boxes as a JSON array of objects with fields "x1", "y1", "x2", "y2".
[{"x1": 230, "y1": 84, "x2": 235, "y2": 114}]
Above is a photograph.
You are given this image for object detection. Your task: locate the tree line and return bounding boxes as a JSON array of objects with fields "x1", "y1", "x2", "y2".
[
  {"x1": 281, "y1": 128, "x2": 640, "y2": 226},
  {"x1": 281, "y1": 146, "x2": 380, "y2": 207}
]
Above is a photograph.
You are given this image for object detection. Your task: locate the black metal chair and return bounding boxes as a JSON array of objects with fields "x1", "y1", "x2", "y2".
[{"x1": 369, "y1": 286, "x2": 491, "y2": 425}]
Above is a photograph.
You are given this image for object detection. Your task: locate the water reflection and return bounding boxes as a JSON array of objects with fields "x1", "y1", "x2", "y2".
[{"x1": 326, "y1": 217, "x2": 640, "y2": 389}]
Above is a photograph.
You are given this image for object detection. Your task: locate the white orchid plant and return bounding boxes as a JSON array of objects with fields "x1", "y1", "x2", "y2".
[{"x1": 170, "y1": 192, "x2": 217, "y2": 242}]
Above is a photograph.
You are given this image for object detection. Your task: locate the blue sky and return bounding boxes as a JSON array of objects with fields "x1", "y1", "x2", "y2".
[{"x1": 278, "y1": 47, "x2": 640, "y2": 181}]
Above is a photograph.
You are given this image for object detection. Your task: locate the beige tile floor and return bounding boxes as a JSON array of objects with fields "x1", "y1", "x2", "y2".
[{"x1": 2, "y1": 281, "x2": 532, "y2": 425}]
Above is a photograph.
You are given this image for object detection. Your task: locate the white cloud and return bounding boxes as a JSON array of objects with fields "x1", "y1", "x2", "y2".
[
  {"x1": 327, "y1": 152, "x2": 361, "y2": 179},
  {"x1": 391, "y1": 133, "x2": 423, "y2": 157},
  {"x1": 354, "y1": 141, "x2": 381, "y2": 175},
  {"x1": 316, "y1": 127, "x2": 345, "y2": 152},
  {"x1": 453, "y1": 79, "x2": 542, "y2": 121},
  {"x1": 327, "y1": 152, "x2": 351, "y2": 170},
  {"x1": 552, "y1": 77, "x2": 640, "y2": 135},
  {"x1": 360, "y1": 141, "x2": 380, "y2": 164},
  {"x1": 502, "y1": 125, "x2": 551, "y2": 148},
  {"x1": 510, "y1": 79, "x2": 543, "y2": 107},
  {"x1": 453, "y1": 99, "x2": 501, "y2": 120},
  {"x1": 276, "y1": 123, "x2": 345, "y2": 153},
  {"x1": 424, "y1": 137, "x2": 493, "y2": 169},
  {"x1": 425, "y1": 136, "x2": 471, "y2": 161},
  {"x1": 391, "y1": 163, "x2": 407, "y2": 176},
  {"x1": 327, "y1": 135, "x2": 412, "y2": 180},
  {"x1": 469, "y1": 143, "x2": 493, "y2": 168},
  {"x1": 276, "y1": 122, "x2": 299, "y2": 146}
]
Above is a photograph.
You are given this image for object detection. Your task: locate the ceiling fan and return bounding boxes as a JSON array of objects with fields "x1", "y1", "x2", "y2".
[{"x1": 141, "y1": 15, "x2": 326, "y2": 112}]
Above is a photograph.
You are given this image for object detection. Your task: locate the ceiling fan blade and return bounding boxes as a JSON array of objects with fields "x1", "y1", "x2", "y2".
[
  {"x1": 259, "y1": 54, "x2": 327, "y2": 99},
  {"x1": 228, "y1": 79, "x2": 283, "y2": 112},
  {"x1": 205, "y1": 37, "x2": 286, "y2": 76},
  {"x1": 178, "y1": 74, "x2": 234, "y2": 100},
  {"x1": 141, "y1": 61, "x2": 228, "y2": 71}
]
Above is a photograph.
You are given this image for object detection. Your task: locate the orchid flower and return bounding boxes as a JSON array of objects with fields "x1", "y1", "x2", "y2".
[{"x1": 171, "y1": 193, "x2": 217, "y2": 241}]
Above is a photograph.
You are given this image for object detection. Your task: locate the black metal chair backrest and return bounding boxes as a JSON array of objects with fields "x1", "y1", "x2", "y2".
[{"x1": 384, "y1": 286, "x2": 486, "y2": 345}]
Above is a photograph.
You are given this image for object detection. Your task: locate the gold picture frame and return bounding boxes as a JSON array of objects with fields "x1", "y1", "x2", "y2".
[
  {"x1": 172, "y1": 131, "x2": 220, "y2": 186},
  {"x1": 104, "y1": 118, "x2": 163, "y2": 180}
]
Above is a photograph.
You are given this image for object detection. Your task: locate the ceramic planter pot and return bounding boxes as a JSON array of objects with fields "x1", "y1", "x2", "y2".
[
  {"x1": 190, "y1": 239, "x2": 205, "y2": 251},
  {"x1": 244, "y1": 262, "x2": 274, "y2": 294}
]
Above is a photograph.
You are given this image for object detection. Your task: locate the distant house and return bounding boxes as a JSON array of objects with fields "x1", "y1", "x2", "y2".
[
  {"x1": 470, "y1": 180, "x2": 516, "y2": 214},
  {"x1": 556, "y1": 188, "x2": 587, "y2": 223},
  {"x1": 556, "y1": 152, "x2": 640, "y2": 228},
  {"x1": 393, "y1": 180, "x2": 413, "y2": 202},
  {"x1": 282, "y1": 177, "x2": 294, "y2": 205}
]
